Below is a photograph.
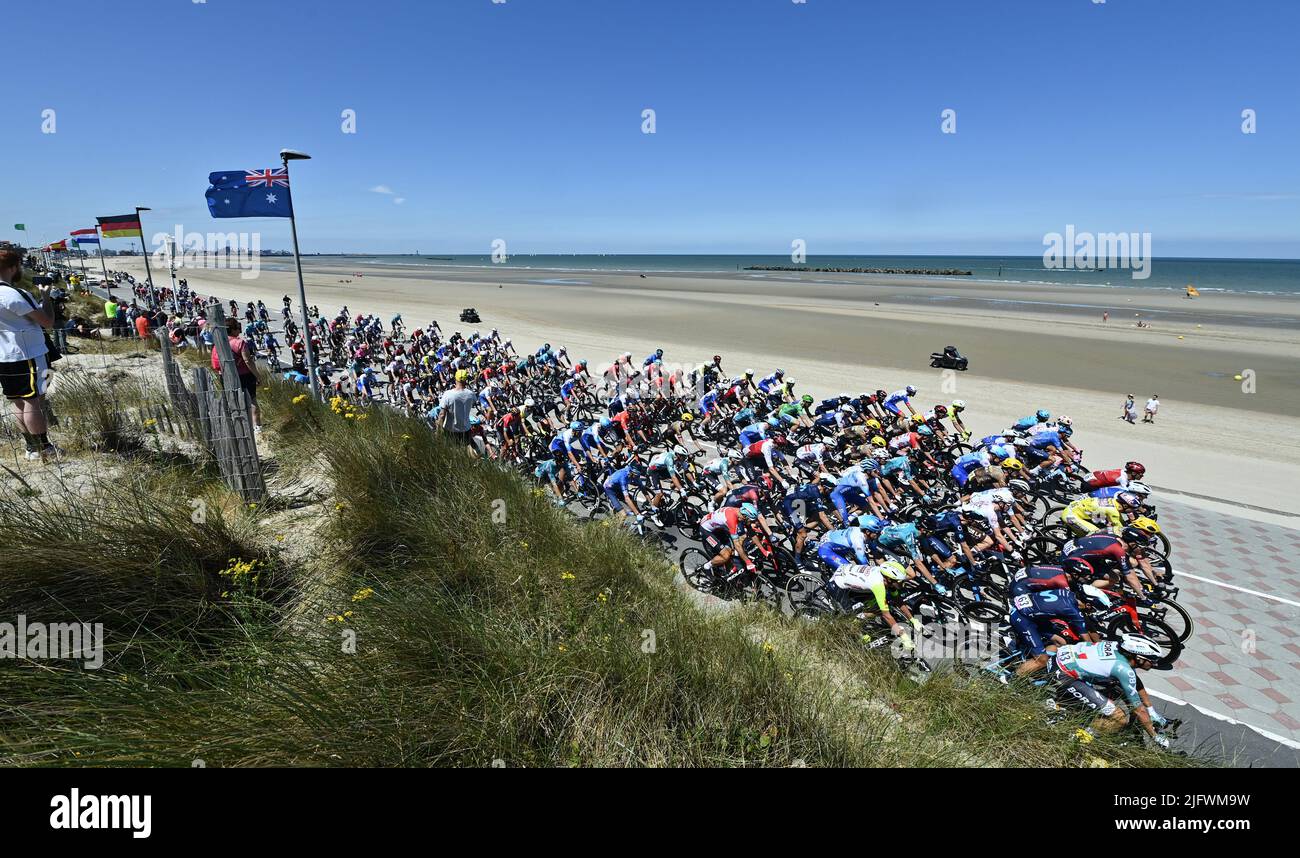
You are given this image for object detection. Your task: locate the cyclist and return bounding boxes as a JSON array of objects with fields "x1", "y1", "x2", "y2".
[
  {"x1": 1050, "y1": 635, "x2": 1172, "y2": 747},
  {"x1": 826, "y1": 560, "x2": 921, "y2": 651},
  {"x1": 698, "y1": 502, "x2": 761, "y2": 582}
]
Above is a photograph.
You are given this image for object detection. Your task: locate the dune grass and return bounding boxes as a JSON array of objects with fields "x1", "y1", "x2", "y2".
[{"x1": 0, "y1": 370, "x2": 1200, "y2": 767}]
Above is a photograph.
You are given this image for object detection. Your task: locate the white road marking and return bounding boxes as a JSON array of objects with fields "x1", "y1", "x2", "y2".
[
  {"x1": 1174, "y1": 569, "x2": 1300, "y2": 609},
  {"x1": 1146, "y1": 689, "x2": 1300, "y2": 751}
]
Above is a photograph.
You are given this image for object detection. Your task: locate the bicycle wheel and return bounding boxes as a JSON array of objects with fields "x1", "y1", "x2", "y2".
[
  {"x1": 1154, "y1": 530, "x2": 1172, "y2": 558},
  {"x1": 676, "y1": 493, "x2": 709, "y2": 539},
  {"x1": 1105, "y1": 614, "x2": 1183, "y2": 668},
  {"x1": 1142, "y1": 597, "x2": 1194, "y2": 643},
  {"x1": 1023, "y1": 535, "x2": 1063, "y2": 565},
  {"x1": 785, "y1": 573, "x2": 835, "y2": 618},
  {"x1": 679, "y1": 548, "x2": 714, "y2": 593}
]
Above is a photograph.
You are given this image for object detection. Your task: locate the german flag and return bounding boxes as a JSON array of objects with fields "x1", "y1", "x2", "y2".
[{"x1": 97, "y1": 213, "x2": 143, "y2": 238}]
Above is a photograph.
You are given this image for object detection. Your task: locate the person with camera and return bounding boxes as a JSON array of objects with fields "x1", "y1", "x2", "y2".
[{"x1": 0, "y1": 248, "x2": 59, "y2": 461}]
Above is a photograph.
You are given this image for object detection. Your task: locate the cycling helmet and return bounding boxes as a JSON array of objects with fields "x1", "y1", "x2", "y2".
[
  {"x1": 989, "y1": 445, "x2": 1011, "y2": 460},
  {"x1": 1116, "y1": 633, "x2": 1167, "y2": 666},
  {"x1": 910, "y1": 413, "x2": 926, "y2": 424},
  {"x1": 1116, "y1": 491, "x2": 1141, "y2": 509},
  {"x1": 857, "y1": 515, "x2": 888, "y2": 533},
  {"x1": 875, "y1": 389, "x2": 887, "y2": 400},
  {"x1": 627, "y1": 458, "x2": 645, "y2": 473},
  {"x1": 1057, "y1": 424, "x2": 1074, "y2": 438},
  {"x1": 1130, "y1": 516, "x2": 1161, "y2": 535},
  {"x1": 872, "y1": 448, "x2": 890, "y2": 461},
  {"x1": 771, "y1": 433, "x2": 789, "y2": 448},
  {"x1": 680, "y1": 412, "x2": 694, "y2": 423},
  {"x1": 801, "y1": 394, "x2": 814, "y2": 405},
  {"x1": 774, "y1": 368, "x2": 784, "y2": 377},
  {"x1": 655, "y1": 348, "x2": 664, "y2": 357},
  {"x1": 784, "y1": 378, "x2": 796, "y2": 387},
  {"x1": 1121, "y1": 525, "x2": 1153, "y2": 546},
  {"x1": 917, "y1": 425, "x2": 933, "y2": 437},
  {"x1": 712, "y1": 354, "x2": 722, "y2": 363},
  {"x1": 905, "y1": 385, "x2": 917, "y2": 396},
  {"x1": 469, "y1": 415, "x2": 482, "y2": 426},
  {"x1": 859, "y1": 459, "x2": 879, "y2": 473},
  {"x1": 1008, "y1": 478, "x2": 1031, "y2": 494},
  {"x1": 1057, "y1": 415, "x2": 1072, "y2": 427},
  {"x1": 871, "y1": 436, "x2": 887, "y2": 447},
  {"x1": 933, "y1": 405, "x2": 949, "y2": 418},
  {"x1": 621, "y1": 351, "x2": 631, "y2": 358},
  {"x1": 878, "y1": 560, "x2": 908, "y2": 582},
  {"x1": 866, "y1": 419, "x2": 882, "y2": 430},
  {"x1": 745, "y1": 368, "x2": 754, "y2": 376},
  {"x1": 951, "y1": 399, "x2": 966, "y2": 411},
  {"x1": 739, "y1": 502, "x2": 760, "y2": 521},
  {"x1": 1126, "y1": 481, "x2": 1151, "y2": 497},
  {"x1": 600, "y1": 417, "x2": 613, "y2": 428},
  {"x1": 1125, "y1": 461, "x2": 1146, "y2": 479},
  {"x1": 1035, "y1": 409, "x2": 1050, "y2": 421},
  {"x1": 1001, "y1": 457, "x2": 1024, "y2": 471}
]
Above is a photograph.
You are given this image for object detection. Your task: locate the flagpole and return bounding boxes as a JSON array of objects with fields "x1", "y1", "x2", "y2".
[
  {"x1": 96, "y1": 226, "x2": 110, "y2": 285},
  {"x1": 136, "y1": 206, "x2": 158, "y2": 310},
  {"x1": 281, "y1": 149, "x2": 320, "y2": 401}
]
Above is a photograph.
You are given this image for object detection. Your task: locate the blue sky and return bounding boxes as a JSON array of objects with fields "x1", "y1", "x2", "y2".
[{"x1": 5, "y1": 0, "x2": 1298, "y2": 257}]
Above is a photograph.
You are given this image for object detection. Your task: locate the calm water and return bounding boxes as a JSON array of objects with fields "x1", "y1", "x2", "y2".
[{"x1": 315, "y1": 254, "x2": 1300, "y2": 296}]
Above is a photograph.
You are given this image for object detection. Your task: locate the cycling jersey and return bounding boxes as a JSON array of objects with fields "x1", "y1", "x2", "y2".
[
  {"x1": 700, "y1": 506, "x2": 743, "y2": 537},
  {"x1": 1063, "y1": 496, "x2": 1122, "y2": 535},
  {"x1": 744, "y1": 439, "x2": 782, "y2": 469},
  {"x1": 818, "y1": 527, "x2": 870, "y2": 567},
  {"x1": 1053, "y1": 641, "x2": 1142, "y2": 709},
  {"x1": 882, "y1": 390, "x2": 911, "y2": 415},
  {"x1": 796, "y1": 443, "x2": 827, "y2": 464},
  {"x1": 878, "y1": 522, "x2": 921, "y2": 560},
  {"x1": 1065, "y1": 533, "x2": 1131, "y2": 576},
  {"x1": 780, "y1": 484, "x2": 825, "y2": 527},
  {"x1": 1008, "y1": 587, "x2": 1087, "y2": 656},
  {"x1": 829, "y1": 564, "x2": 890, "y2": 614},
  {"x1": 1008, "y1": 565, "x2": 1071, "y2": 597},
  {"x1": 648, "y1": 451, "x2": 677, "y2": 476}
]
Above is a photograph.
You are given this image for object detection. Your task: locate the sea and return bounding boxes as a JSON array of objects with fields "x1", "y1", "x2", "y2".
[{"x1": 313, "y1": 254, "x2": 1300, "y2": 296}]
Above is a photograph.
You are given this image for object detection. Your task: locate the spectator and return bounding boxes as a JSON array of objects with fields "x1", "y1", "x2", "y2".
[
  {"x1": 438, "y1": 368, "x2": 479, "y2": 456},
  {"x1": 211, "y1": 317, "x2": 263, "y2": 434},
  {"x1": 0, "y1": 248, "x2": 59, "y2": 461},
  {"x1": 104, "y1": 294, "x2": 120, "y2": 337},
  {"x1": 1143, "y1": 394, "x2": 1160, "y2": 424},
  {"x1": 1122, "y1": 394, "x2": 1138, "y2": 424},
  {"x1": 134, "y1": 312, "x2": 152, "y2": 339}
]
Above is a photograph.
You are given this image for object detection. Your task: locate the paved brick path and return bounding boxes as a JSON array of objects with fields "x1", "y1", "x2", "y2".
[{"x1": 1145, "y1": 498, "x2": 1300, "y2": 744}]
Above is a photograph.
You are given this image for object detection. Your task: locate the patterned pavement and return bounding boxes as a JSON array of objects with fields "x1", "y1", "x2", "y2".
[{"x1": 1145, "y1": 498, "x2": 1300, "y2": 747}]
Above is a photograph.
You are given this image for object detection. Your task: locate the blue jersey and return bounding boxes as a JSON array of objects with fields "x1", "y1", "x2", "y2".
[
  {"x1": 821, "y1": 528, "x2": 869, "y2": 565},
  {"x1": 1029, "y1": 431, "x2": 1063, "y2": 449},
  {"x1": 1010, "y1": 588, "x2": 1086, "y2": 635}
]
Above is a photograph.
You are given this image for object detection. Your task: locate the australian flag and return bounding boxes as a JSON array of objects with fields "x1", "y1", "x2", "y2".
[{"x1": 206, "y1": 168, "x2": 293, "y2": 218}]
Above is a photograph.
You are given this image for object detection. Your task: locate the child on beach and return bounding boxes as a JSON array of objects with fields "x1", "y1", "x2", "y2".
[{"x1": 1120, "y1": 393, "x2": 1137, "y2": 424}]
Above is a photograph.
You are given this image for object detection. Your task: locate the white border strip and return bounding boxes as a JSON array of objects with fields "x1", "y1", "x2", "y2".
[
  {"x1": 1146, "y1": 689, "x2": 1300, "y2": 752},
  {"x1": 1174, "y1": 569, "x2": 1300, "y2": 609}
]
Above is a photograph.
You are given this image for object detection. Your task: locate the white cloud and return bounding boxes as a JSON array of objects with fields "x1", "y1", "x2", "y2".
[
  {"x1": 370, "y1": 185, "x2": 395, "y2": 195},
  {"x1": 393, "y1": 198, "x2": 406, "y2": 205}
]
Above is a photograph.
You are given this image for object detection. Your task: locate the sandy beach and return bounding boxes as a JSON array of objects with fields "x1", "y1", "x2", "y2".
[{"x1": 101, "y1": 258, "x2": 1300, "y2": 519}]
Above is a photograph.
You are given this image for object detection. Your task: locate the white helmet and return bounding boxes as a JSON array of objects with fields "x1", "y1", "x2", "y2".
[
  {"x1": 1058, "y1": 415, "x2": 1073, "y2": 426},
  {"x1": 1117, "y1": 633, "x2": 1166, "y2": 664},
  {"x1": 952, "y1": 399, "x2": 966, "y2": 410},
  {"x1": 1126, "y1": 481, "x2": 1151, "y2": 497}
]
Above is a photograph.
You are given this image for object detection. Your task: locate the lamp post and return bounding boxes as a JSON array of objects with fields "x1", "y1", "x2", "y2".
[
  {"x1": 280, "y1": 149, "x2": 319, "y2": 400},
  {"x1": 135, "y1": 206, "x2": 159, "y2": 309}
]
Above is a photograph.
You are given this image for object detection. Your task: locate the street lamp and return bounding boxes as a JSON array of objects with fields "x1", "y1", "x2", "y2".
[
  {"x1": 135, "y1": 205, "x2": 159, "y2": 309},
  {"x1": 280, "y1": 149, "x2": 319, "y2": 400}
]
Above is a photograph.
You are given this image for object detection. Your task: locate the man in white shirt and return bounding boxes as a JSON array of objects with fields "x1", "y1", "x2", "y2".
[
  {"x1": 1143, "y1": 395, "x2": 1160, "y2": 423},
  {"x1": 0, "y1": 247, "x2": 57, "y2": 460}
]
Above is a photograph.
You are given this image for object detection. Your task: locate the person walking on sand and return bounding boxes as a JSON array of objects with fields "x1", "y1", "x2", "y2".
[
  {"x1": 1143, "y1": 394, "x2": 1160, "y2": 424},
  {"x1": 1102, "y1": 311, "x2": 1109, "y2": 323},
  {"x1": 1120, "y1": 393, "x2": 1137, "y2": 424}
]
